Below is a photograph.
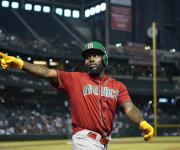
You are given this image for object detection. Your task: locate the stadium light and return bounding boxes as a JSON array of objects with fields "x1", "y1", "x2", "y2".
[
  {"x1": 27, "y1": 57, "x2": 31, "y2": 61},
  {"x1": 145, "y1": 45, "x2": 151, "y2": 50},
  {"x1": 2, "y1": 0, "x2": 9, "y2": 7},
  {"x1": 65, "y1": 59, "x2": 69, "y2": 64},
  {"x1": 159, "y1": 98, "x2": 168, "y2": 103},
  {"x1": 49, "y1": 59, "x2": 53, "y2": 62},
  {"x1": 100, "y1": 2, "x2": 106, "y2": 11},
  {"x1": 43, "y1": 6, "x2": 50, "y2": 13},
  {"x1": 49, "y1": 59, "x2": 58, "y2": 66},
  {"x1": 64, "y1": 100, "x2": 68, "y2": 107},
  {"x1": 170, "y1": 48, "x2": 176, "y2": 53},
  {"x1": 34, "y1": 4, "x2": 41, "y2": 12},
  {"x1": 90, "y1": 7, "x2": 95, "y2": 16},
  {"x1": 11, "y1": 1, "x2": 19, "y2": 9},
  {"x1": 64, "y1": 9, "x2": 71, "y2": 17},
  {"x1": 33, "y1": 60, "x2": 47, "y2": 65},
  {"x1": 72, "y1": 10, "x2": 80, "y2": 18},
  {"x1": 49, "y1": 61, "x2": 58, "y2": 66},
  {"x1": 85, "y1": 9, "x2": 90, "y2": 18},
  {"x1": 95, "y1": 5, "x2": 101, "y2": 13},
  {"x1": 116, "y1": 43, "x2": 122, "y2": 47},
  {"x1": 25, "y1": 3, "x2": 32, "y2": 11},
  {"x1": 55, "y1": 8, "x2": 63, "y2": 16}
]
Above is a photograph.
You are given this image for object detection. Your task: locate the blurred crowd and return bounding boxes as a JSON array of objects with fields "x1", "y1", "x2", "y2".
[
  {"x1": 0, "y1": 96, "x2": 179, "y2": 137},
  {"x1": 0, "y1": 27, "x2": 81, "y2": 55},
  {"x1": 0, "y1": 100, "x2": 71, "y2": 136},
  {"x1": 107, "y1": 62, "x2": 176, "y2": 80},
  {"x1": 0, "y1": 25, "x2": 179, "y2": 83},
  {"x1": 0, "y1": 72, "x2": 49, "y2": 87},
  {"x1": 0, "y1": 58, "x2": 178, "y2": 95}
]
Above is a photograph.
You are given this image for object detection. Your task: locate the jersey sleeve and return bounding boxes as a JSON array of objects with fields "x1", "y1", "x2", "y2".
[
  {"x1": 117, "y1": 82, "x2": 132, "y2": 106},
  {"x1": 51, "y1": 70, "x2": 74, "y2": 92}
]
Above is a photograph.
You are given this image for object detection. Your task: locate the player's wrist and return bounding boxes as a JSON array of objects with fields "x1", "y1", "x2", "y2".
[
  {"x1": 139, "y1": 120, "x2": 147, "y2": 129},
  {"x1": 16, "y1": 58, "x2": 24, "y2": 69}
]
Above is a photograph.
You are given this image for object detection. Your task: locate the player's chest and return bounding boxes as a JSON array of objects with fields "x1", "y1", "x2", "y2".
[{"x1": 80, "y1": 80, "x2": 119, "y2": 102}]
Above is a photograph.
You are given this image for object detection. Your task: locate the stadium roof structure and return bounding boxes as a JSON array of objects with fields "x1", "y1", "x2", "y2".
[
  {"x1": 54, "y1": 0, "x2": 98, "y2": 5},
  {"x1": 25, "y1": 0, "x2": 101, "y2": 7}
]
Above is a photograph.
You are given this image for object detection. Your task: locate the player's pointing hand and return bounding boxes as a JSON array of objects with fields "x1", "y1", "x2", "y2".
[
  {"x1": 139, "y1": 121, "x2": 154, "y2": 141},
  {"x1": 0, "y1": 52, "x2": 24, "y2": 69}
]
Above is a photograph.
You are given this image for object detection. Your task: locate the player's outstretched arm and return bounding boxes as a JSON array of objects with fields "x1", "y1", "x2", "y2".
[
  {"x1": 0, "y1": 52, "x2": 57, "y2": 82},
  {"x1": 120, "y1": 101, "x2": 154, "y2": 141},
  {"x1": 23, "y1": 61, "x2": 57, "y2": 81}
]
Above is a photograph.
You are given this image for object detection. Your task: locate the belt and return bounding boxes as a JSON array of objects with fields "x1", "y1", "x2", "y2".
[{"x1": 87, "y1": 132, "x2": 109, "y2": 145}]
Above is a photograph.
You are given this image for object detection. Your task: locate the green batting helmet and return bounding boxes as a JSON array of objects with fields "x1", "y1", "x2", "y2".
[{"x1": 81, "y1": 41, "x2": 108, "y2": 67}]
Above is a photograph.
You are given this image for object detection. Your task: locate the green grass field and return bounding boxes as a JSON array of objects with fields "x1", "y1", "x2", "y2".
[{"x1": 0, "y1": 136, "x2": 180, "y2": 150}]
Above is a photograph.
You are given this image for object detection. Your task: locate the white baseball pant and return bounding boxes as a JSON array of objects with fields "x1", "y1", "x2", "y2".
[{"x1": 72, "y1": 130, "x2": 108, "y2": 150}]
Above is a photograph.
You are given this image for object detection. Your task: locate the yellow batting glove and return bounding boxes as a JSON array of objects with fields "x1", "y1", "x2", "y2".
[
  {"x1": 139, "y1": 121, "x2": 154, "y2": 141},
  {"x1": 0, "y1": 58, "x2": 8, "y2": 69},
  {"x1": 0, "y1": 52, "x2": 24, "y2": 69}
]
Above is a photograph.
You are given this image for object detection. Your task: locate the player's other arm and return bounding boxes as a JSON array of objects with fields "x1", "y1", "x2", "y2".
[
  {"x1": 120, "y1": 101, "x2": 154, "y2": 141},
  {"x1": 0, "y1": 52, "x2": 57, "y2": 82},
  {"x1": 120, "y1": 101, "x2": 143, "y2": 125}
]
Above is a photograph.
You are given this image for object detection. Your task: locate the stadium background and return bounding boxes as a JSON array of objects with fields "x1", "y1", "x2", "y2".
[{"x1": 0, "y1": 0, "x2": 180, "y2": 149}]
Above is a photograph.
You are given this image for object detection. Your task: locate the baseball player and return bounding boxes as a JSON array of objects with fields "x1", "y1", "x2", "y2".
[{"x1": 0, "y1": 41, "x2": 154, "y2": 150}]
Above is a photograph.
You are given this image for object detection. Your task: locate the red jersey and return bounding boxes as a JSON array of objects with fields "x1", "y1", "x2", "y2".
[{"x1": 53, "y1": 71, "x2": 131, "y2": 137}]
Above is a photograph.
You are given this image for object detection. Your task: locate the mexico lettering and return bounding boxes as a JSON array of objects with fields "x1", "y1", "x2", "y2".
[{"x1": 83, "y1": 84, "x2": 119, "y2": 100}]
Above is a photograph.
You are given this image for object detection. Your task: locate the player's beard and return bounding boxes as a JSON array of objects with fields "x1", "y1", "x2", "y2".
[{"x1": 85, "y1": 63, "x2": 104, "y2": 77}]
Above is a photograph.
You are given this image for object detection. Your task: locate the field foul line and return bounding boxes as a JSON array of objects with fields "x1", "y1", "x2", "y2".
[
  {"x1": 0, "y1": 142, "x2": 68, "y2": 149},
  {"x1": 111, "y1": 140, "x2": 180, "y2": 144}
]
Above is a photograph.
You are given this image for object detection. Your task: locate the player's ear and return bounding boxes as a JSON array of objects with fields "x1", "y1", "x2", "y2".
[{"x1": 82, "y1": 60, "x2": 86, "y2": 72}]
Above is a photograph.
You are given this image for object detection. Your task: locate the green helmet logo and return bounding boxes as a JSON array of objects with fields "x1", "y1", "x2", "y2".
[{"x1": 81, "y1": 41, "x2": 108, "y2": 67}]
